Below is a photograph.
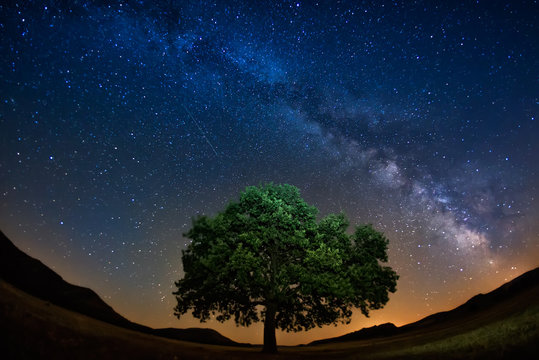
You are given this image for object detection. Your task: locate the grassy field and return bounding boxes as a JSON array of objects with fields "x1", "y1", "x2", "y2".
[
  {"x1": 368, "y1": 306, "x2": 538, "y2": 359},
  {"x1": 1, "y1": 278, "x2": 537, "y2": 359},
  {"x1": 384, "y1": 306, "x2": 539, "y2": 359},
  {"x1": 280, "y1": 306, "x2": 538, "y2": 359}
]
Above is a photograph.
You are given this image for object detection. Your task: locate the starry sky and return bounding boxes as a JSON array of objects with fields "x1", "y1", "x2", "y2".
[{"x1": 1, "y1": 0, "x2": 538, "y2": 345}]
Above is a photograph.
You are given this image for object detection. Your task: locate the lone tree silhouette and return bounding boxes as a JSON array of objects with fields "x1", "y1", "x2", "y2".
[{"x1": 173, "y1": 184, "x2": 398, "y2": 353}]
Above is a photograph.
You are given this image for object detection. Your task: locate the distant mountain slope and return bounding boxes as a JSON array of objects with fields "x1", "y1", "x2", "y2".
[
  {"x1": 0, "y1": 279, "x2": 251, "y2": 360},
  {"x1": 311, "y1": 266, "x2": 539, "y2": 345},
  {"x1": 0, "y1": 230, "x2": 242, "y2": 347},
  {"x1": 152, "y1": 327, "x2": 241, "y2": 346},
  {"x1": 311, "y1": 322, "x2": 401, "y2": 344},
  {"x1": 0, "y1": 231, "x2": 150, "y2": 332}
]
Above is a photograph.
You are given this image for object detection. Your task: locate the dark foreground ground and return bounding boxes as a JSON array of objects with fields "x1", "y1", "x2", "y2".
[{"x1": 1, "y1": 277, "x2": 537, "y2": 360}]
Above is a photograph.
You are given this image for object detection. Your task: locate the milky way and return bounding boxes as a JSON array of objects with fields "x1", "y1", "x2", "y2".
[{"x1": 1, "y1": 1, "x2": 537, "y2": 345}]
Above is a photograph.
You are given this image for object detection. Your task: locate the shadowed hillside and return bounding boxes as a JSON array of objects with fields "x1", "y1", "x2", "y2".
[
  {"x1": 310, "y1": 267, "x2": 539, "y2": 346},
  {"x1": 0, "y1": 230, "x2": 243, "y2": 347},
  {"x1": 0, "y1": 231, "x2": 149, "y2": 332},
  {"x1": 0, "y1": 279, "x2": 255, "y2": 360}
]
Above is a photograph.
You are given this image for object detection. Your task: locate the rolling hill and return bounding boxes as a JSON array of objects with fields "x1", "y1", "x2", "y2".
[
  {"x1": 310, "y1": 266, "x2": 539, "y2": 346},
  {"x1": 0, "y1": 230, "x2": 243, "y2": 347}
]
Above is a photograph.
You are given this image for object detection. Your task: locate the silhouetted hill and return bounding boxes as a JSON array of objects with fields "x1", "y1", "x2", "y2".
[
  {"x1": 400, "y1": 267, "x2": 539, "y2": 332},
  {"x1": 0, "y1": 230, "x2": 244, "y2": 346},
  {"x1": 311, "y1": 266, "x2": 539, "y2": 345},
  {"x1": 153, "y1": 327, "x2": 241, "y2": 346},
  {"x1": 0, "y1": 231, "x2": 146, "y2": 331},
  {"x1": 311, "y1": 322, "x2": 400, "y2": 345}
]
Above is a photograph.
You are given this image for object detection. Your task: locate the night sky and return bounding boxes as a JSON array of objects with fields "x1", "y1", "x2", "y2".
[{"x1": 1, "y1": 0, "x2": 538, "y2": 345}]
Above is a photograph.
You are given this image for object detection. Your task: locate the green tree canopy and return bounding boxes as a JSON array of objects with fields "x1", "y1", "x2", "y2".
[{"x1": 173, "y1": 184, "x2": 398, "y2": 353}]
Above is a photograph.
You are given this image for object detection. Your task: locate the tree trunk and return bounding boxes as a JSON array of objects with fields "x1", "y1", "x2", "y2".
[{"x1": 262, "y1": 304, "x2": 277, "y2": 353}]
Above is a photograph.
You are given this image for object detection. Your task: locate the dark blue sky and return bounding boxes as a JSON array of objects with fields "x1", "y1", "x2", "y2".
[{"x1": 1, "y1": 0, "x2": 537, "y2": 344}]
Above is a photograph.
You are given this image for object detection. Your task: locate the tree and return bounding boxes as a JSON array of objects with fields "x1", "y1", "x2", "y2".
[{"x1": 173, "y1": 184, "x2": 398, "y2": 353}]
